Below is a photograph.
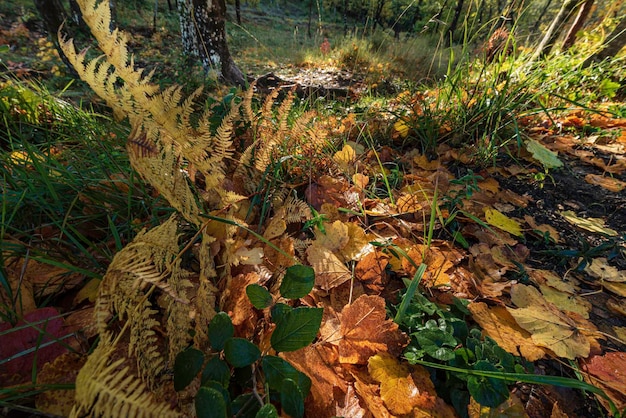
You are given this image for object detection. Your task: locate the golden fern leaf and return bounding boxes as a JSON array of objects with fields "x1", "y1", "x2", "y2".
[
  {"x1": 94, "y1": 216, "x2": 187, "y2": 388},
  {"x1": 283, "y1": 194, "x2": 313, "y2": 224},
  {"x1": 71, "y1": 339, "x2": 181, "y2": 418},
  {"x1": 193, "y1": 232, "x2": 218, "y2": 349}
]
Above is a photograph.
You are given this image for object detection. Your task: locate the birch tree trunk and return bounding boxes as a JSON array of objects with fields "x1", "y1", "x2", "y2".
[
  {"x1": 177, "y1": 0, "x2": 246, "y2": 87},
  {"x1": 531, "y1": 0, "x2": 577, "y2": 60}
]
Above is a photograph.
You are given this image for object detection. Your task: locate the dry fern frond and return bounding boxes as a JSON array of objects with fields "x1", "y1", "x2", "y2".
[
  {"x1": 71, "y1": 338, "x2": 181, "y2": 418},
  {"x1": 94, "y1": 216, "x2": 189, "y2": 388}
]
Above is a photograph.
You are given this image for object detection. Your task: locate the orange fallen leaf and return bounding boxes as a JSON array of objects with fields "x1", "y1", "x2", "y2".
[
  {"x1": 281, "y1": 344, "x2": 347, "y2": 414},
  {"x1": 581, "y1": 352, "x2": 626, "y2": 412},
  {"x1": 585, "y1": 173, "x2": 626, "y2": 192},
  {"x1": 355, "y1": 250, "x2": 389, "y2": 294},
  {"x1": 339, "y1": 295, "x2": 408, "y2": 364}
]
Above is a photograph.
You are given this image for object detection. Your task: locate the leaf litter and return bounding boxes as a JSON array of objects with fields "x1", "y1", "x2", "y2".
[{"x1": 3, "y1": 29, "x2": 626, "y2": 418}]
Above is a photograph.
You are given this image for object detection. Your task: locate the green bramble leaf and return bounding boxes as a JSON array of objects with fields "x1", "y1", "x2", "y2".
[
  {"x1": 208, "y1": 312, "x2": 234, "y2": 351},
  {"x1": 280, "y1": 265, "x2": 315, "y2": 299},
  {"x1": 246, "y1": 283, "x2": 273, "y2": 309},
  {"x1": 271, "y1": 307, "x2": 323, "y2": 352},
  {"x1": 174, "y1": 347, "x2": 204, "y2": 391},
  {"x1": 224, "y1": 338, "x2": 261, "y2": 368}
]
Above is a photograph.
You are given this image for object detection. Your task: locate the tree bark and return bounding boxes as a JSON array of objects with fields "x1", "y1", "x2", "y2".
[
  {"x1": 179, "y1": 0, "x2": 245, "y2": 87},
  {"x1": 531, "y1": 0, "x2": 577, "y2": 60},
  {"x1": 562, "y1": 0, "x2": 595, "y2": 50},
  {"x1": 530, "y1": 0, "x2": 554, "y2": 35},
  {"x1": 447, "y1": 0, "x2": 465, "y2": 39},
  {"x1": 583, "y1": 17, "x2": 626, "y2": 66},
  {"x1": 33, "y1": 0, "x2": 78, "y2": 76}
]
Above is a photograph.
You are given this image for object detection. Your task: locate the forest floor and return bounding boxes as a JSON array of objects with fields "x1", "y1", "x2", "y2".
[{"x1": 1, "y1": 2, "x2": 626, "y2": 418}]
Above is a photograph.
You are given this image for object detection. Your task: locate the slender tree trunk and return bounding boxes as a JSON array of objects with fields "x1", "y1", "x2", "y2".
[
  {"x1": 531, "y1": 0, "x2": 553, "y2": 35},
  {"x1": 177, "y1": 0, "x2": 199, "y2": 58},
  {"x1": 562, "y1": 0, "x2": 595, "y2": 50},
  {"x1": 447, "y1": 0, "x2": 465, "y2": 40},
  {"x1": 343, "y1": 0, "x2": 348, "y2": 35},
  {"x1": 583, "y1": 17, "x2": 626, "y2": 66},
  {"x1": 373, "y1": 0, "x2": 385, "y2": 32},
  {"x1": 235, "y1": 0, "x2": 241, "y2": 25},
  {"x1": 307, "y1": 0, "x2": 313, "y2": 38},
  {"x1": 33, "y1": 0, "x2": 79, "y2": 76},
  {"x1": 190, "y1": 0, "x2": 246, "y2": 87},
  {"x1": 531, "y1": 0, "x2": 577, "y2": 60}
]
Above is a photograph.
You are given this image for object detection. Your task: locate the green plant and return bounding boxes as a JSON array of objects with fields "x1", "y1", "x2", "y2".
[
  {"x1": 174, "y1": 264, "x2": 321, "y2": 418},
  {"x1": 392, "y1": 282, "x2": 620, "y2": 417}
]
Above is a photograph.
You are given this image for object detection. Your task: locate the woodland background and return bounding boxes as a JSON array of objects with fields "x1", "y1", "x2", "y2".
[{"x1": 1, "y1": 0, "x2": 626, "y2": 417}]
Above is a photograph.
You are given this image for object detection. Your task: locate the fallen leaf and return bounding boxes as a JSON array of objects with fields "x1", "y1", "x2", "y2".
[
  {"x1": 0, "y1": 307, "x2": 69, "y2": 385},
  {"x1": 368, "y1": 353, "x2": 435, "y2": 415},
  {"x1": 351, "y1": 368, "x2": 394, "y2": 418},
  {"x1": 468, "y1": 391, "x2": 528, "y2": 418},
  {"x1": 394, "y1": 119, "x2": 410, "y2": 138},
  {"x1": 334, "y1": 144, "x2": 357, "y2": 172},
  {"x1": 585, "y1": 173, "x2": 626, "y2": 192},
  {"x1": 74, "y1": 278, "x2": 101, "y2": 304},
  {"x1": 281, "y1": 344, "x2": 347, "y2": 414},
  {"x1": 36, "y1": 353, "x2": 86, "y2": 416},
  {"x1": 307, "y1": 244, "x2": 351, "y2": 291},
  {"x1": 352, "y1": 173, "x2": 369, "y2": 190},
  {"x1": 525, "y1": 139, "x2": 563, "y2": 169},
  {"x1": 468, "y1": 302, "x2": 546, "y2": 361},
  {"x1": 560, "y1": 211, "x2": 618, "y2": 236},
  {"x1": 539, "y1": 285, "x2": 591, "y2": 319},
  {"x1": 355, "y1": 251, "x2": 389, "y2": 294},
  {"x1": 584, "y1": 257, "x2": 626, "y2": 282},
  {"x1": 524, "y1": 215, "x2": 561, "y2": 243},
  {"x1": 507, "y1": 284, "x2": 596, "y2": 359},
  {"x1": 581, "y1": 352, "x2": 626, "y2": 412},
  {"x1": 485, "y1": 208, "x2": 523, "y2": 237},
  {"x1": 314, "y1": 220, "x2": 349, "y2": 253},
  {"x1": 339, "y1": 295, "x2": 408, "y2": 364}
]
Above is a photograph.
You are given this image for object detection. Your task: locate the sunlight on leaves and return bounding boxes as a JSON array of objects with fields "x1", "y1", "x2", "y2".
[
  {"x1": 507, "y1": 284, "x2": 597, "y2": 359},
  {"x1": 339, "y1": 295, "x2": 408, "y2": 364},
  {"x1": 484, "y1": 208, "x2": 523, "y2": 237}
]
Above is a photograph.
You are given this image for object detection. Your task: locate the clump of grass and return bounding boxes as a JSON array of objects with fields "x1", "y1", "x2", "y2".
[{"x1": 0, "y1": 76, "x2": 167, "y2": 319}]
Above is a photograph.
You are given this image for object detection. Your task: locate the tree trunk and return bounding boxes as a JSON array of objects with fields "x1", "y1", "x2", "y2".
[
  {"x1": 447, "y1": 0, "x2": 465, "y2": 40},
  {"x1": 235, "y1": 0, "x2": 241, "y2": 25},
  {"x1": 343, "y1": 0, "x2": 348, "y2": 35},
  {"x1": 307, "y1": 0, "x2": 313, "y2": 38},
  {"x1": 531, "y1": 0, "x2": 554, "y2": 35},
  {"x1": 33, "y1": 0, "x2": 78, "y2": 77},
  {"x1": 181, "y1": 0, "x2": 245, "y2": 87},
  {"x1": 531, "y1": 0, "x2": 577, "y2": 60},
  {"x1": 583, "y1": 17, "x2": 626, "y2": 66},
  {"x1": 562, "y1": 0, "x2": 595, "y2": 50}
]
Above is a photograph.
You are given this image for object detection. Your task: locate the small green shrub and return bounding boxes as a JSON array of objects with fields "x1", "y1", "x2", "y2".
[{"x1": 174, "y1": 264, "x2": 321, "y2": 418}]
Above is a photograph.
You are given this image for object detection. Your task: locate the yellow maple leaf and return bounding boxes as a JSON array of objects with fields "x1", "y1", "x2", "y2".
[
  {"x1": 507, "y1": 284, "x2": 597, "y2": 359},
  {"x1": 485, "y1": 208, "x2": 523, "y2": 237}
]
